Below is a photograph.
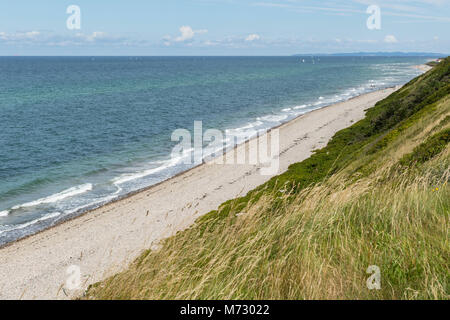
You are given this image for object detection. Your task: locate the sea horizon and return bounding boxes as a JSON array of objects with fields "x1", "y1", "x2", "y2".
[{"x1": 0, "y1": 52, "x2": 446, "y2": 57}]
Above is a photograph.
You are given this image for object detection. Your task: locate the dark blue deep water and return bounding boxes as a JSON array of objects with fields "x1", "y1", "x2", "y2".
[{"x1": 0, "y1": 56, "x2": 429, "y2": 244}]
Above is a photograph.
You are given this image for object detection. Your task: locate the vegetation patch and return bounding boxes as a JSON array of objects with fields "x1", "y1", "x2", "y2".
[{"x1": 400, "y1": 128, "x2": 450, "y2": 166}]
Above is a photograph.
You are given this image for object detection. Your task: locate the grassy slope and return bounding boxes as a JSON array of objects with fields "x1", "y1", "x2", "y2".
[{"x1": 87, "y1": 58, "x2": 450, "y2": 300}]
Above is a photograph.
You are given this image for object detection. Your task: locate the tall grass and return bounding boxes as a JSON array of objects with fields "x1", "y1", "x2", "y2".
[
  {"x1": 86, "y1": 151, "x2": 449, "y2": 299},
  {"x1": 86, "y1": 58, "x2": 450, "y2": 300}
]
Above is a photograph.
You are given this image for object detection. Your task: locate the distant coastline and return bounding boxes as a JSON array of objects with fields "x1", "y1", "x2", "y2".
[{"x1": 293, "y1": 52, "x2": 445, "y2": 57}]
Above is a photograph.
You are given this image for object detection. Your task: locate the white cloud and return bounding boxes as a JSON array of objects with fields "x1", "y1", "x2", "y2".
[
  {"x1": 161, "y1": 26, "x2": 208, "y2": 45},
  {"x1": 384, "y1": 35, "x2": 398, "y2": 43},
  {"x1": 174, "y1": 26, "x2": 208, "y2": 42},
  {"x1": 75, "y1": 31, "x2": 107, "y2": 42},
  {"x1": 433, "y1": 35, "x2": 439, "y2": 40},
  {"x1": 0, "y1": 30, "x2": 133, "y2": 47},
  {"x1": 175, "y1": 26, "x2": 195, "y2": 42},
  {"x1": 245, "y1": 34, "x2": 261, "y2": 41},
  {"x1": 24, "y1": 31, "x2": 40, "y2": 38},
  {"x1": 0, "y1": 31, "x2": 40, "y2": 41}
]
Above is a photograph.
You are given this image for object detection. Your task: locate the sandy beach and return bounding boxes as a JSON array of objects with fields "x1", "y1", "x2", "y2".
[{"x1": 0, "y1": 86, "x2": 400, "y2": 299}]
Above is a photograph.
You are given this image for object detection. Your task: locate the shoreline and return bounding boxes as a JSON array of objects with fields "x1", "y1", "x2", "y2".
[
  {"x1": 0, "y1": 85, "x2": 398, "y2": 250},
  {"x1": 412, "y1": 64, "x2": 433, "y2": 72},
  {"x1": 0, "y1": 85, "x2": 402, "y2": 299}
]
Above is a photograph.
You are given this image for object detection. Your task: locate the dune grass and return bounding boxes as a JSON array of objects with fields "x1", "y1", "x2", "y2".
[{"x1": 86, "y1": 58, "x2": 450, "y2": 300}]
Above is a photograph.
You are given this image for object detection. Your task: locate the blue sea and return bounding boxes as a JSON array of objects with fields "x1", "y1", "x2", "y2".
[{"x1": 0, "y1": 56, "x2": 429, "y2": 245}]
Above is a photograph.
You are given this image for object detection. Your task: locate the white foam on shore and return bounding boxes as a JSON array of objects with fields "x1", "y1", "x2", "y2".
[
  {"x1": 0, "y1": 210, "x2": 10, "y2": 217},
  {"x1": 11, "y1": 184, "x2": 93, "y2": 210},
  {"x1": 113, "y1": 163, "x2": 175, "y2": 185},
  {"x1": 112, "y1": 148, "x2": 193, "y2": 185},
  {"x1": 0, "y1": 211, "x2": 62, "y2": 235},
  {"x1": 229, "y1": 120, "x2": 263, "y2": 131},
  {"x1": 257, "y1": 114, "x2": 288, "y2": 123},
  {"x1": 64, "y1": 188, "x2": 122, "y2": 216}
]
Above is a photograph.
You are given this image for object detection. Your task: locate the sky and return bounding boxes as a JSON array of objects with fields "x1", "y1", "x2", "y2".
[{"x1": 0, "y1": 0, "x2": 449, "y2": 56}]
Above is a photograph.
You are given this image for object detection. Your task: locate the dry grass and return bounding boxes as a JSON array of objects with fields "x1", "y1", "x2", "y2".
[
  {"x1": 86, "y1": 65, "x2": 450, "y2": 300},
  {"x1": 87, "y1": 141, "x2": 449, "y2": 300}
]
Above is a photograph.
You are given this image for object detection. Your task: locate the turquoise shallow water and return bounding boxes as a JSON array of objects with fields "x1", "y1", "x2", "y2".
[{"x1": 0, "y1": 56, "x2": 428, "y2": 245}]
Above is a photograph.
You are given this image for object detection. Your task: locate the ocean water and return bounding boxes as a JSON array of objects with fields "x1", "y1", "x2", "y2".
[{"x1": 0, "y1": 56, "x2": 429, "y2": 245}]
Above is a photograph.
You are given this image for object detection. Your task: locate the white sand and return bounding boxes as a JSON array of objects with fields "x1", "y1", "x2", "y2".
[{"x1": 0, "y1": 87, "x2": 399, "y2": 299}]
